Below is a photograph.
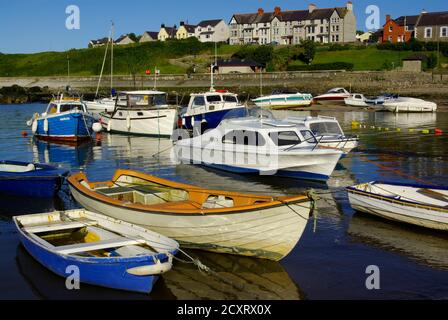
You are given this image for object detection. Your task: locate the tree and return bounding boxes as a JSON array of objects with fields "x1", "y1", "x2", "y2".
[
  {"x1": 252, "y1": 46, "x2": 274, "y2": 65},
  {"x1": 128, "y1": 33, "x2": 138, "y2": 42},
  {"x1": 426, "y1": 53, "x2": 438, "y2": 70},
  {"x1": 299, "y1": 40, "x2": 316, "y2": 65}
]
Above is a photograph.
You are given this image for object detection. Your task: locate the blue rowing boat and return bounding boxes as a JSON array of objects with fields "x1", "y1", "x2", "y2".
[
  {"x1": 14, "y1": 209, "x2": 179, "y2": 294},
  {"x1": 0, "y1": 160, "x2": 68, "y2": 198}
]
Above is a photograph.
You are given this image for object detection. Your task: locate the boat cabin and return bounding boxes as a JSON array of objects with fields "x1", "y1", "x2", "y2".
[
  {"x1": 115, "y1": 91, "x2": 169, "y2": 110},
  {"x1": 285, "y1": 116, "x2": 344, "y2": 138},
  {"x1": 184, "y1": 90, "x2": 241, "y2": 117},
  {"x1": 326, "y1": 88, "x2": 350, "y2": 95},
  {"x1": 45, "y1": 100, "x2": 87, "y2": 115}
]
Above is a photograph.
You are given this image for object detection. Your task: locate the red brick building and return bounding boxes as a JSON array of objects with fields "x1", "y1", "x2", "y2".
[{"x1": 381, "y1": 15, "x2": 419, "y2": 43}]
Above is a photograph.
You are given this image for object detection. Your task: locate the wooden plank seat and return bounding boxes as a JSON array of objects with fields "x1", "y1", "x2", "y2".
[
  {"x1": 417, "y1": 188, "x2": 448, "y2": 203},
  {"x1": 54, "y1": 237, "x2": 146, "y2": 255},
  {"x1": 24, "y1": 220, "x2": 98, "y2": 234},
  {"x1": 96, "y1": 186, "x2": 134, "y2": 195}
]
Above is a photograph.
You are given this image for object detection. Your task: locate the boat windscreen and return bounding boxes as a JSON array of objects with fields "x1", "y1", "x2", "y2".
[
  {"x1": 269, "y1": 131, "x2": 301, "y2": 146},
  {"x1": 223, "y1": 95, "x2": 238, "y2": 103},
  {"x1": 309, "y1": 122, "x2": 343, "y2": 136},
  {"x1": 59, "y1": 104, "x2": 84, "y2": 112}
]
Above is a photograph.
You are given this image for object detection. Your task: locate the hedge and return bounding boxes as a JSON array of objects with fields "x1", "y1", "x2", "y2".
[{"x1": 287, "y1": 62, "x2": 354, "y2": 71}]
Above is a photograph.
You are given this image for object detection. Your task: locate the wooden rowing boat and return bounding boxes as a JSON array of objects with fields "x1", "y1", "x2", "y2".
[
  {"x1": 347, "y1": 181, "x2": 448, "y2": 231},
  {"x1": 14, "y1": 209, "x2": 179, "y2": 293},
  {"x1": 67, "y1": 169, "x2": 313, "y2": 261}
]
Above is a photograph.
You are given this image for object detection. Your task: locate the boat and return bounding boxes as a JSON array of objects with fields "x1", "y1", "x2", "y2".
[
  {"x1": 67, "y1": 169, "x2": 314, "y2": 261},
  {"x1": 313, "y1": 88, "x2": 351, "y2": 105},
  {"x1": 0, "y1": 160, "x2": 68, "y2": 198},
  {"x1": 86, "y1": 97, "x2": 117, "y2": 114},
  {"x1": 344, "y1": 93, "x2": 369, "y2": 107},
  {"x1": 14, "y1": 209, "x2": 179, "y2": 293},
  {"x1": 179, "y1": 89, "x2": 248, "y2": 132},
  {"x1": 27, "y1": 94, "x2": 97, "y2": 142},
  {"x1": 382, "y1": 97, "x2": 437, "y2": 113},
  {"x1": 174, "y1": 117, "x2": 343, "y2": 181},
  {"x1": 347, "y1": 181, "x2": 448, "y2": 231},
  {"x1": 252, "y1": 89, "x2": 313, "y2": 110},
  {"x1": 99, "y1": 90, "x2": 178, "y2": 137},
  {"x1": 284, "y1": 115, "x2": 359, "y2": 153}
]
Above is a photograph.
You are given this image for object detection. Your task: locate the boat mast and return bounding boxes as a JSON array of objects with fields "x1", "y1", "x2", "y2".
[
  {"x1": 95, "y1": 24, "x2": 112, "y2": 98},
  {"x1": 111, "y1": 21, "x2": 114, "y2": 97},
  {"x1": 210, "y1": 42, "x2": 217, "y2": 92}
]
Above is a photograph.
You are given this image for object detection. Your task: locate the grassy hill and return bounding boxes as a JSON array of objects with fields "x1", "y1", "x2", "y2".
[{"x1": 0, "y1": 39, "x2": 446, "y2": 77}]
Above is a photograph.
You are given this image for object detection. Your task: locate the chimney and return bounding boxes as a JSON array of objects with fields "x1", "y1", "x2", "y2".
[
  {"x1": 308, "y1": 3, "x2": 316, "y2": 13},
  {"x1": 161, "y1": 23, "x2": 165, "y2": 28},
  {"x1": 346, "y1": 1, "x2": 353, "y2": 11},
  {"x1": 274, "y1": 6, "x2": 281, "y2": 16},
  {"x1": 421, "y1": 9, "x2": 427, "y2": 14},
  {"x1": 258, "y1": 8, "x2": 264, "y2": 16},
  {"x1": 180, "y1": 21, "x2": 185, "y2": 26},
  {"x1": 386, "y1": 15, "x2": 391, "y2": 22}
]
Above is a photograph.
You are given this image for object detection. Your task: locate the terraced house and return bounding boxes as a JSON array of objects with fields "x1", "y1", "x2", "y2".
[
  {"x1": 415, "y1": 11, "x2": 448, "y2": 42},
  {"x1": 229, "y1": 2, "x2": 356, "y2": 45}
]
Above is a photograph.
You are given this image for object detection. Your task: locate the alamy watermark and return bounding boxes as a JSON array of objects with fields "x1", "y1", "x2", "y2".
[
  {"x1": 365, "y1": 265, "x2": 380, "y2": 290},
  {"x1": 66, "y1": 5, "x2": 80, "y2": 30},
  {"x1": 65, "y1": 265, "x2": 80, "y2": 290}
]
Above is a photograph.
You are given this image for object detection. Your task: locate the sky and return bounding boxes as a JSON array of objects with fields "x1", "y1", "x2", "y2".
[{"x1": 0, "y1": 0, "x2": 447, "y2": 54}]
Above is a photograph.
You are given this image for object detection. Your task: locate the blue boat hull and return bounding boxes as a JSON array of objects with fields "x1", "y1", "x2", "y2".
[
  {"x1": 182, "y1": 107, "x2": 247, "y2": 130},
  {"x1": 35, "y1": 112, "x2": 94, "y2": 141},
  {"x1": 202, "y1": 163, "x2": 329, "y2": 182},
  {"x1": 0, "y1": 161, "x2": 68, "y2": 198},
  {"x1": 18, "y1": 231, "x2": 172, "y2": 294}
]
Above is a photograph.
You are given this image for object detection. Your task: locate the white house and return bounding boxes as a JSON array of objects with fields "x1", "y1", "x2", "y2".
[
  {"x1": 89, "y1": 37, "x2": 110, "y2": 48},
  {"x1": 195, "y1": 19, "x2": 230, "y2": 42},
  {"x1": 115, "y1": 34, "x2": 135, "y2": 45},
  {"x1": 140, "y1": 31, "x2": 159, "y2": 43},
  {"x1": 158, "y1": 24, "x2": 177, "y2": 41}
]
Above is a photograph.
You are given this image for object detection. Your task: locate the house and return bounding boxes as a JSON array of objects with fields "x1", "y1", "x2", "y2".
[
  {"x1": 140, "y1": 31, "x2": 159, "y2": 43},
  {"x1": 229, "y1": 2, "x2": 356, "y2": 45},
  {"x1": 415, "y1": 11, "x2": 448, "y2": 42},
  {"x1": 215, "y1": 58, "x2": 265, "y2": 74},
  {"x1": 356, "y1": 31, "x2": 372, "y2": 43},
  {"x1": 89, "y1": 37, "x2": 110, "y2": 48},
  {"x1": 176, "y1": 21, "x2": 197, "y2": 39},
  {"x1": 115, "y1": 34, "x2": 135, "y2": 45},
  {"x1": 402, "y1": 54, "x2": 428, "y2": 72},
  {"x1": 381, "y1": 14, "x2": 419, "y2": 43},
  {"x1": 195, "y1": 19, "x2": 230, "y2": 42},
  {"x1": 158, "y1": 24, "x2": 177, "y2": 41}
]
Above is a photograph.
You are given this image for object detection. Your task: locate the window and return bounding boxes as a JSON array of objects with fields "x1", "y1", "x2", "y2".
[
  {"x1": 192, "y1": 96, "x2": 205, "y2": 108},
  {"x1": 425, "y1": 27, "x2": 432, "y2": 38},
  {"x1": 60, "y1": 104, "x2": 82, "y2": 112},
  {"x1": 206, "y1": 95, "x2": 222, "y2": 103},
  {"x1": 389, "y1": 26, "x2": 392, "y2": 32},
  {"x1": 222, "y1": 130, "x2": 266, "y2": 146},
  {"x1": 269, "y1": 131, "x2": 301, "y2": 146},
  {"x1": 309, "y1": 122, "x2": 343, "y2": 136},
  {"x1": 301, "y1": 130, "x2": 317, "y2": 143},
  {"x1": 223, "y1": 95, "x2": 238, "y2": 103},
  {"x1": 441, "y1": 26, "x2": 448, "y2": 37}
]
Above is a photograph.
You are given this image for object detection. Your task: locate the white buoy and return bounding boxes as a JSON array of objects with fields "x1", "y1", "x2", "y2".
[
  {"x1": 43, "y1": 119, "x2": 49, "y2": 132},
  {"x1": 31, "y1": 120, "x2": 38, "y2": 133},
  {"x1": 92, "y1": 122, "x2": 102, "y2": 133},
  {"x1": 107, "y1": 120, "x2": 112, "y2": 132}
]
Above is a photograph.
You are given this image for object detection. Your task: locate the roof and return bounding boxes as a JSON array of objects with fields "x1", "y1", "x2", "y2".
[
  {"x1": 402, "y1": 54, "x2": 428, "y2": 61},
  {"x1": 161, "y1": 26, "x2": 177, "y2": 37},
  {"x1": 143, "y1": 31, "x2": 159, "y2": 39},
  {"x1": 115, "y1": 34, "x2": 134, "y2": 43},
  {"x1": 394, "y1": 15, "x2": 420, "y2": 26},
  {"x1": 181, "y1": 24, "x2": 196, "y2": 33},
  {"x1": 197, "y1": 19, "x2": 223, "y2": 28},
  {"x1": 417, "y1": 11, "x2": 448, "y2": 26},
  {"x1": 90, "y1": 37, "x2": 109, "y2": 45},
  {"x1": 308, "y1": 8, "x2": 346, "y2": 20},
  {"x1": 217, "y1": 58, "x2": 264, "y2": 67}
]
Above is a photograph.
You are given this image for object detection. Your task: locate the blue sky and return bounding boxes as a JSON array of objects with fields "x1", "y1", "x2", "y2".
[{"x1": 0, "y1": 0, "x2": 446, "y2": 53}]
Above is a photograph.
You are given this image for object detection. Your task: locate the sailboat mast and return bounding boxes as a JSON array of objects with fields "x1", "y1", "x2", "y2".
[{"x1": 111, "y1": 21, "x2": 114, "y2": 96}]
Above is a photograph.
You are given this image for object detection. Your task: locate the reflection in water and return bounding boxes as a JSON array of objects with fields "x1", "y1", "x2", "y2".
[
  {"x1": 0, "y1": 195, "x2": 63, "y2": 216},
  {"x1": 347, "y1": 213, "x2": 448, "y2": 270},
  {"x1": 163, "y1": 250, "x2": 303, "y2": 300},
  {"x1": 373, "y1": 112, "x2": 437, "y2": 128}
]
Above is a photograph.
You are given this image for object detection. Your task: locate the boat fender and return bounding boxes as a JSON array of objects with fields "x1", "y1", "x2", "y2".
[
  {"x1": 190, "y1": 116, "x2": 194, "y2": 128},
  {"x1": 107, "y1": 120, "x2": 112, "y2": 132},
  {"x1": 126, "y1": 259, "x2": 173, "y2": 276},
  {"x1": 43, "y1": 119, "x2": 49, "y2": 133},
  {"x1": 126, "y1": 115, "x2": 131, "y2": 130},
  {"x1": 31, "y1": 120, "x2": 38, "y2": 133},
  {"x1": 92, "y1": 122, "x2": 102, "y2": 133}
]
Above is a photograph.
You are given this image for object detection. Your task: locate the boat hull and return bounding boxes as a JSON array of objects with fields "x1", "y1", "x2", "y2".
[
  {"x1": 68, "y1": 184, "x2": 311, "y2": 261},
  {"x1": 34, "y1": 112, "x2": 94, "y2": 142},
  {"x1": 313, "y1": 97, "x2": 348, "y2": 105},
  {"x1": 382, "y1": 104, "x2": 437, "y2": 113},
  {"x1": 101, "y1": 108, "x2": 177, "y2": 137},
  {"x1": 253, "y1": 96, "x2": 313, "y2": 109}
]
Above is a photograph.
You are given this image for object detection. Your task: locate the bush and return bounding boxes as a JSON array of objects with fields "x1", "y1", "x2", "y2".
[
  {"x1": 232, "y1": 45, "x2": 274, "y2": 65},
  {"x1": 286, "y1": 62, "x2": 354, "y2": 71}
]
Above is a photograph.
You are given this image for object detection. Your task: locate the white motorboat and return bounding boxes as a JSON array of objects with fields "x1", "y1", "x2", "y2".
[
  {"x1": 347, "y1": 181, "x2": 448, "y2": 231},
  {"x1": 382, "y1": 97, "x2": 437, "y2": 113},
  {"x1": 173, "y1": 117, "x2": 343, "y2": 181},
  {"x1": 284, "y1": 115, "x2": 359, "y2": 153},
  {"x1": 100, "y1": 91, "x2": 178, "y2": 138},
  {"x1": 344, "y1": 94, "x2": 369, "y2": 107},
  {"x1": 86, "y1": 97, "x2": 117, "y2": 114},
  {"x1": 252, "y1": 89, "x2": 313, "y2": 110},
  {"x1": 313, "y1": 88, "x2": 351, "y2": 105}
]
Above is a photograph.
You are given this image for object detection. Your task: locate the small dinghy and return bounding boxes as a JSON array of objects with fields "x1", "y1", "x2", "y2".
[
  {"x1": 14, "y1": 209, "x2": 179, "y2": 293},
  {"x1": 347, "y1": 181, "x2": 448, "y2": 231},
  {"x1": 0, "y1": 160, "x2": 69, "y2": 198}
]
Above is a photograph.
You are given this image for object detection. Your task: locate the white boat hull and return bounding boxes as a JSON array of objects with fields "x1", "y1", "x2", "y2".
[
  {"x1": 344, "y1": 98, "x2": 369, "y2": 107},
  {"x1": 85, "y1": 100, "x2": 116, "y2": 114},
  {"x1": 383, "y1": 99, "x2": 437, "y2": 113},
  {"x1": 68, "y1": 185, "x2": 311, "y2": 261},
  {"x1": 101, "y1": 109, "x2": 177, "y2": 137}
]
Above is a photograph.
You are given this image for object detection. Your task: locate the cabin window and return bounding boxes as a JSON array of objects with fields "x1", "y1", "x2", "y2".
[
  {"x1": 59, "y1": 104, "x2": 83, "y2": 112},
  {"x1": 301, "y1": 130, "x2": 317, "y2": 143},
  {"x1": 222, "y1": 130, "x2": 266, "y2": 146},
  {"x1": 192, "y1": 96, "x2": 206, "y2": 108},
  {"x1": 153, "y1": 94, "x2": 167, "y2": 106},
  {"x1": 206, "y1": 95, "x2": 222, "y2": 103},
  {"x1": 309, "y1": 122, "x2": 343, "y2": 136},
  {"x1": 269, "y1": 131, "x2": 301, "y2": 146},
  {"x1": 223, "y1": 95, "x2": 238, "y2": 103},
  {"x1": 48, "y1": 103, "x2": 58, "y2": 114}
]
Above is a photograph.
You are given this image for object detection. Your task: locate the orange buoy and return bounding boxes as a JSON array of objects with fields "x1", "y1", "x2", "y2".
[
  {"x1": 21, "y1": 131, "x2": 28, "y2": 137},
  {"x1": 435, "y1": 128, "x2": 443, "y2": 136}
]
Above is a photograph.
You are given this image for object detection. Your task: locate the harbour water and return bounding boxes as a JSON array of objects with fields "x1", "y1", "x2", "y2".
[{"x1": 0, "y1": 103, "x2": 447, "y2": 300}]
